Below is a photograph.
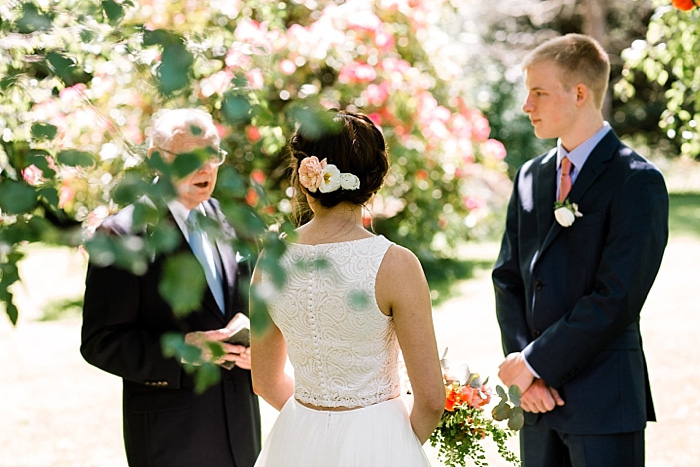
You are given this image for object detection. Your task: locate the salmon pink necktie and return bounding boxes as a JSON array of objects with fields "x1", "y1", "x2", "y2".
[{"x1": 558, "y1": 156, "x2": 572, "y2": 202}]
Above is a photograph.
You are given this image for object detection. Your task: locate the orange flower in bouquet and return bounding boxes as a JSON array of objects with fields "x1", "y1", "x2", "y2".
[
  {"x1": 429, "y1": 349, "x2": 523, "y2": 467},
  {"x1": 672, "y1": 0, "x2": 698, "y2": 11}
]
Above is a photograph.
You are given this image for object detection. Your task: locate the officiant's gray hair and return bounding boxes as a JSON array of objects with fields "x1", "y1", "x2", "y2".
[{"x1": 149, "y1": 108, "x2": 220, "y2": 151}]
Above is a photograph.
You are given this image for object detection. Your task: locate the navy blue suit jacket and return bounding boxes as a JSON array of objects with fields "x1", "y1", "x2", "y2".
[
  {"x1": 81, "y1": 197, "x2": 261, "y2": 466},
  {"x1": 492, "y1": 130, "x2": 668, "y2": 434}
]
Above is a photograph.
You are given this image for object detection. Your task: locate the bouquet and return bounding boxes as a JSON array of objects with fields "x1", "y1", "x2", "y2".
[{"x1": 429, "y1": 349, "x2": 524, "y2": 467}]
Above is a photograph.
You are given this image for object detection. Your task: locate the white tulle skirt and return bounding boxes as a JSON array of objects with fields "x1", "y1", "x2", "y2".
[{"x1": 254, "y1": 397, "x2": 430, "y2": 467}]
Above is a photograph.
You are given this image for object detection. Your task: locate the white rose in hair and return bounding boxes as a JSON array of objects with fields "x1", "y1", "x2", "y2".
[
  {"x1": 340, "y1": 173, "x2": 361, "y2": 190},
  {"x1": 319, "y1": 164, "x2": 341, "y2": 193}
]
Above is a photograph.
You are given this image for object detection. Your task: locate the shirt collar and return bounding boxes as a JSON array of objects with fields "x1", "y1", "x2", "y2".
[
  {"x1": 557, "y1": 121, "x2": 611, "y2": 170},
  {"x1": 168, "y1": 199, "x2": 205, "y2": 239}
]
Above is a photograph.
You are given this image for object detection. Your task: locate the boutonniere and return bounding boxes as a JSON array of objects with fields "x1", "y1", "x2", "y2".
[{"x1": 553, "y1": 199, "x2": 583, "y2": 227}]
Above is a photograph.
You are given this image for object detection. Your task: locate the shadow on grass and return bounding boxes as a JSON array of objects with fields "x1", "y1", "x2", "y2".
[
  {"x1": 669, "y1": 192, "x2": 700, "y2": 239},
  {"x1": 424, "y1": 257, "x2": 495, "y2": 306}
]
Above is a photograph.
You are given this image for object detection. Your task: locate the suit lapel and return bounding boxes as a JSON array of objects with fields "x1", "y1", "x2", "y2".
[
  {"x1": 535, "y1": 131, "x2": 619, "y2": 266},
  {"x1": 535, "y1": 149, "x2": 558, "y2": 248}
]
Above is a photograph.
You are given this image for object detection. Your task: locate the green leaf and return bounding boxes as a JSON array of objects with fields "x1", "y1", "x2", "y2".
[
  {"x1": 158, "y1": 253, "x2": 207, "y2": 316},
  {"x1": 57, "y1": 149, "x2": 95, "y2": 167},
  {"x1": 491, "y1": 400, "x2": 509, "y2": 421},
  {"x1": 31, "y1": 123, "x2": 58, "y2": 141},
  {"x1": 0, "y1": 180, "x2": 38, "y2": 214},
  {"x1": 16, "y1": 3, "x2": 52, "y2": 33},
  {"x1": 222, "y1": 93, "x2": 252, "y2": 124},
  {"x1": 507, "y1": 407, "x2": 525, "y2": 431},
  {"x1": 101, "y1": 0, "x2": 125, "y2": 24},
  {"x1": 193, "y1": 363, "x2": 221, "y2": 394},
  {"x1": 508, "y1": 384, "x2": 521, "y2": 406}
]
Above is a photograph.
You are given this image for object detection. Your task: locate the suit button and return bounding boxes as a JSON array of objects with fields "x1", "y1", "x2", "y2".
[
  {"x1": 535, "y1": 280, "x2": 544, "y2": 290},
  {"x1": 533, "y1": 329, "x2": 541, "y2": 338}
]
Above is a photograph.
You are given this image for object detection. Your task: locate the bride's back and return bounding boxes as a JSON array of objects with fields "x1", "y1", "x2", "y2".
[{"x1": 261, "y1": 235, "x2": 402, "y2": 409}]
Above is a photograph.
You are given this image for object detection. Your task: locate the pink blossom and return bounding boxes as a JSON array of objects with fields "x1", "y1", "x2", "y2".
[
  {"x1": 482, "y1": 139, "x2": 507, "y2": 159},
  {"x1": 225, "y1": 48, "x2": 252, "y2": 69},
  {"x1": 362, "y1": 83, "x2": 389, "y2": 106},
  {"x1": 200, "y1": 70, "x2": 234, "y2": 97},
  {"x1": 368, "y1": 113, "x2": 383, "y2": 126},
  {"x1": 251, "y1": 169, "x2": 265, "y2": 184},
  {"x1": 59, "y1": 83, "x2": 87, "y2": 106},
  {"x1": 338, "y1": 62, "x2": 377, "y2": 84},
  {"x1": 59, "y1": 182, "x2": 76, "y2": 208},
  {"x1": 471, "y1": 113, "x2": 491, "y2": 142},
  {"x1": 246, "y1": 125, "x2": 262, "y2": 143},
  {"x1": 22, "y1": 165, "x2": 44, "y2": 186},
  {"x1": 279, "y1": 59, "x2": 296, "y2": 75},
  {"x1": 245, "y1": 68, "x2": 264, "y2": 90}
]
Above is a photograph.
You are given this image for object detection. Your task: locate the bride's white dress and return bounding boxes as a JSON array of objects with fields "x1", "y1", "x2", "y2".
[{"x1": 255, "y1": 235, "x2": 430, "y2": 467}]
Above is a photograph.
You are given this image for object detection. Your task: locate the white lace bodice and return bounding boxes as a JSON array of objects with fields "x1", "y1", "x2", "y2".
[{"x1": 262, "y1": 235, "x2": 402, "y2": 408}]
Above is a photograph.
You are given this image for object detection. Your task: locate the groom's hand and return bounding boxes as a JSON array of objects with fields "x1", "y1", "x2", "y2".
[
  {"x1": 521, "y1": 379, "x2": 565, "y2": 413},
  {"x1": 498, "y1": 352, "x2": 535, "y2": 393}
]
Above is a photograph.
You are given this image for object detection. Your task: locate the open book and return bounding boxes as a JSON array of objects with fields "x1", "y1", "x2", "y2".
[{"x1": 220, "y1": 313, "x2": 250, "y2": 370}]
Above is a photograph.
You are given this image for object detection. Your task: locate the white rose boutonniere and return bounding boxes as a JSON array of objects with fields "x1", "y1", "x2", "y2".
[{"x1": 553, "y1": 199, "x2": 583, "y2": 227}]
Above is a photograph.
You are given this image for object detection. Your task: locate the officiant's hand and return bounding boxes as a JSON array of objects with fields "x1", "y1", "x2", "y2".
[
  {"x1": 183, "y1": 329, "x2": 250, "y2": 369},
  {"x1": 498, "y1": 352, "x2": 535, "y2": 393},
  {"x1": 520, "y1": 379, "x2": 565, "y2": 413}
]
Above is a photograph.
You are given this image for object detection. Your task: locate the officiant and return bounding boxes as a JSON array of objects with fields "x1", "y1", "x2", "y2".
[{"x1": 81, "y1": 108, "x2": 261, "y2": 467}]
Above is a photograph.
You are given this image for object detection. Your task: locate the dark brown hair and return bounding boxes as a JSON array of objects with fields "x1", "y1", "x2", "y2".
[{"x1": 288, "y1": 109, "x2": 390, "y2": 216}]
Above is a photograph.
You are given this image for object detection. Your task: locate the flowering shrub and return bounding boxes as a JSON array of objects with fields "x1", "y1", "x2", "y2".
[
  {"x1": 0, "y1": 0, "x2": 510, "y2": 325},
  {"x1": 430, "y1": 350, "x2": 523, "y2": 467}
]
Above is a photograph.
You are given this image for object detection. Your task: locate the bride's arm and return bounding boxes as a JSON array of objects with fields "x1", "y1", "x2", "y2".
[
  {"x1": 377, "y1": 245, "x2": 445, "y2": 444},
  {"x1": 250, "y1": 264, "x2": 294, "y2": 411}
]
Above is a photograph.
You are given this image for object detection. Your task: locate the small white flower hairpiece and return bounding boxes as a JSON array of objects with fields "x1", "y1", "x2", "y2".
[
  {"x1": 553, "y1": 199, "x2": 583, "y2": 227},
  {"x1": 298, "y1": 156, "x2": 360, "y2": 193}
]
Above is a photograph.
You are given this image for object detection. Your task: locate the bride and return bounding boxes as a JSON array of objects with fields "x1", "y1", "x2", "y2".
[{"x1": 250, "y1": 109, "x2": 445, "y2": 466}]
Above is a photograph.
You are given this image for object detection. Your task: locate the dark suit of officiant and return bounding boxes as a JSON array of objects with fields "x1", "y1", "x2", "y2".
[
  {"x1": 81, "y1": 197, "x2": 261, "y2": 467},
  {"x1": 493, "y1": 130, "x2": 668, "y2": 463}
]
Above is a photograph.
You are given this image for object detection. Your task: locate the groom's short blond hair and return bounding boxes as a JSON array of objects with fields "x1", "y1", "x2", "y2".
[{"x1": 523, "y1": 34, "x2": 610, "y2": 110}]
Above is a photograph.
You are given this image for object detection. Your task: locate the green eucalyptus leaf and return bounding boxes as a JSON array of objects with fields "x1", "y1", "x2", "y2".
[
  {"x1": 507, "y1": 407, "x2": 525, "y2": 431},
  {"x1": 508, "y1": 384, "x2": 522, "y2": 406}
]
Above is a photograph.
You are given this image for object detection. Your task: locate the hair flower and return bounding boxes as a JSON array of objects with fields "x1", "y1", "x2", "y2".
[
  {"x1": 553, "y1": 199, "x2": 583, "y2": 227},
  {"x1": 340, "y1": 173, "x2": 361, "y2": 191},
  {"x1": 319, "y1": 164, "x2": 341, "y2": 193},
  {"x1": 298, "y1": 156, "x2": 361, "y2": 194},
  {"x1": 298, "y1": 156, "x2": 325, "y2": 192}
]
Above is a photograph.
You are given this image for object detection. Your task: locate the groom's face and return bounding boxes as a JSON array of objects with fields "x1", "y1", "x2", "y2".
[{"x1": 522, "y1": 60, "x2": 578, "y2": 141}]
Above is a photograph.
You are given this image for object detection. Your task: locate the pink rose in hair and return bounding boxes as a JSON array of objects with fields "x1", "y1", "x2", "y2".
[{"x1": 298, "y1": 156, "x2": 326, "y2": 192}]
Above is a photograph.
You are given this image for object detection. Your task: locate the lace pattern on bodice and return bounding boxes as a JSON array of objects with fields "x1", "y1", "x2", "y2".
[{"x1": 262, "y1": 235, "x2": 401, "y2": 408}]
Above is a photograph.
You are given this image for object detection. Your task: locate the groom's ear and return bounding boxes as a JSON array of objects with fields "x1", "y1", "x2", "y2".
[{"x1": 575, "y1": 84, "x2": 589, "y2": 106}]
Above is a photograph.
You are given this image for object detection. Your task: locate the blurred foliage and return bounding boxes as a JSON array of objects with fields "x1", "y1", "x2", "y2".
[
  {"x1": 439, "y1": 0, "x2": 680, "y2": 177},
  {"x1": 0, "y1": 0, "x2": 512, "y2": 329},
  {"x1": 618, "y1": 1, "x2": 700, "y2": 159}
]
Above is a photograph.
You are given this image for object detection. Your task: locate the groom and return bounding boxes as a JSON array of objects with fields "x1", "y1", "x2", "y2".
[{"x1": 493, "y1": 34, "x2": 668, "y2": 466}]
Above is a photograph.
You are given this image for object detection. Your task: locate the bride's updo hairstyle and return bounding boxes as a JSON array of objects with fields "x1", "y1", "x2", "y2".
[{"x1": 288, "y1": 109, "x2": 390, "y2": 210}]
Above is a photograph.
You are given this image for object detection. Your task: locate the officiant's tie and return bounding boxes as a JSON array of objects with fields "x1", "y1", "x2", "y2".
[
  {"x1": 558, "y1": 156, "x2": 573, "y2": 202},
  {"x1": 187, "y1": 209, "x2": 225, "y2": 313}
]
